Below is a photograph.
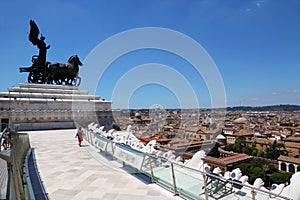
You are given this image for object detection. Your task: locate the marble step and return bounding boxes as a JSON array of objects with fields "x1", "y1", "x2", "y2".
[
  {"x1": 0, "y1": 92, "x2": 100, "y2": 100},
  {"x1": 18, "y1": 83, "x2": 78, "y2": 90},
  {"x1": 8, "y1": 87, "x2": 89, "y2": 95}
]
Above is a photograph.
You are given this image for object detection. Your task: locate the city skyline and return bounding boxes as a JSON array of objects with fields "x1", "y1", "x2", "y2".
[{"x1": 0, "y1": 0, "x2": 300, "y2": 108}]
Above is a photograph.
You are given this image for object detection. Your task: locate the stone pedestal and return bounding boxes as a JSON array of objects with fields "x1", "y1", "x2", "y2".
[{"x1": 0, "y1": 83, "x2": 112, "y2": 131}]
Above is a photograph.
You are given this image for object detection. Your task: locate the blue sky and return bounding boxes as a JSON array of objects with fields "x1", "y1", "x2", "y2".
[{"x1": 0, "y1": 0, "x2": 300, "y2": 108}]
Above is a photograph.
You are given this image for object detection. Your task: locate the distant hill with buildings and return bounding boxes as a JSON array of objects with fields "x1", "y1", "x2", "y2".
[
  {"x1": 227, "y1": 104, "x2": 300, "y2": 112},
  {"x1": 115, "y1": 104, "x2": 300, "y2": 113}
]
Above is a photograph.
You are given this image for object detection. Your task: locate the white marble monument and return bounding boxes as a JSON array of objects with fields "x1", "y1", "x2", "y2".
[{"x1": 0, "y1": 83, "x2": 112, "y2": 130}]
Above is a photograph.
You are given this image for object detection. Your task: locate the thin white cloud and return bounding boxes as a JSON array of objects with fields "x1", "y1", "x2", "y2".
[
  {"x1": 287, "y1": 89, "x2": 300, "y2": 93},
  {"x1": 257, "y1": 0, "x2": 267, "y2": 5},
  {"x1": 271, "y1": 92, "x2": 277, "y2": 95},
  {"x1": 245, "y1": 0, "x2": 267, "y2": 13},
  {"x1": 292, "y1": 89, "x2": 300, "y2": 93}
]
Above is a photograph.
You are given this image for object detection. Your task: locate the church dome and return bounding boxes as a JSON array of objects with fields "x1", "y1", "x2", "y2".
[{"x1": 233, "y1": 117, "x2": 248, "y2": 124}]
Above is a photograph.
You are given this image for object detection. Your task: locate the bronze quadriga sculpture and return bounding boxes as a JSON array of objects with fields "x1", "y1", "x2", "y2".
[{"x1": 19, "y1": 20, "x2": 83, "y2": 86}]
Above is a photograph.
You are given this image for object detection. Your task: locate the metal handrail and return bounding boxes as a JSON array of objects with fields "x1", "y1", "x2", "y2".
[
  {"x1": 25, "y1": 148, "x2": 36, "y2": 200},
  {"x1": 165, "y1": 160, "x2": 292, "y2": 200},
  {"x1": 84, "y1": 128, "x2": 293, "y2": 200},
  {"x1": 31, "y1": 149, "x2": 49, "y2": 200},
  {"x1": 6, "y1": 129, "x2": 32, "y2": 200},
  {"x1": 146, "y1": 152, "x2": 293, "y2": 200},
  {"x1": 197, "y1": 171, "x2": 292, "y2": 200},
  {"x1": 24, "y1": 148, "x2": 49, "y2": 200}
]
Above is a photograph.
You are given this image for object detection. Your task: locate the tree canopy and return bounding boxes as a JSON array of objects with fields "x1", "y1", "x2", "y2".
[
  {"x1": 224, "y1": 136, "x2": 288, "y2": 160},
  {"x1": 207, "y1": 142, "x2": 220, "y2": 158},
  {"x1": 270, "y1": 172, "x2": 293, "y2": 185},
  {"x1": 235, "y1": 158, "x2": 278, "y2": 186}
]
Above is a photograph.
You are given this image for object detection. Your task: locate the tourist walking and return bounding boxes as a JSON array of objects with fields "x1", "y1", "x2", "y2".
[{"x1": 75, "y1": 127, "x2": 83, "y2": 147}]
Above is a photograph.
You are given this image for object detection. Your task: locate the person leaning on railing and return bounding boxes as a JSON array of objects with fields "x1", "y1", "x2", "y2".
[
  {"x1": 2, "y1": 135, "x2": 8, "y2": 150},
  {"x1": 6, "y1": 128, "x2": 12, "y2": 148},
  {"x1": 1, "y1": 128, "x2": 11, "y2": 150}
]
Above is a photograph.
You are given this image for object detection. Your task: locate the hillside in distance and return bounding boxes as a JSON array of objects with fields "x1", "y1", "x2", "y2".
[{"x1": 226, "y1": 104, "x2": 300, "y2": 112}]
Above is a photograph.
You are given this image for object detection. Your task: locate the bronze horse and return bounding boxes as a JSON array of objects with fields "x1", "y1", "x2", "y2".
[{"x1": 47, "y1": 55, "x2": 83, "y2": 86}]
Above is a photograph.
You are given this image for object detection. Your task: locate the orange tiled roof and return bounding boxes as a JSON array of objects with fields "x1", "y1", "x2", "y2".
[
  {"x1": 285, "y1": 141, "x2": 300, "y2": 149},
  {"x1": 139, "y1": 137, "x2": 158, "y2": 144},
  {"x1": 205, "y1": 153, "x2": 252, "y2": 166},
  {"x1": 278, "y1": 155, "x2": 300, "y2": 165},
  {"x1": 284, "y1": 137, "x2": 300, "y2": 142},
  {"x1": 221, "y1": 153, "x2": 250, "y2": 162},
  {"x1": 223, "y1": 127, "x2": 234, "y2": 131}
]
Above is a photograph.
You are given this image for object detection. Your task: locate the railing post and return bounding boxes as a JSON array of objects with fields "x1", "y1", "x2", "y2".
[
  {"x1": 202, "y1": 173, "x2": 209, "y2": 200},
  {"x1": 111, "y1": 141, "x2": 115, "y2": 157},
  {"x1": 170, "y1": 163, "x2": 178, "y2": 196},
  {"x1": 88, "y1": 131, "x2": 92, "y2": 144},
  {"x1": 149, "y1": 156, "x2": 156, "y2": 183},
  {"x1": 251, "y1": 188, "x2": 256, "y2": 200}
]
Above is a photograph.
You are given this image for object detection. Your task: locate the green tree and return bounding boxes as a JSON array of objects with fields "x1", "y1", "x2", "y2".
[
  {"x1": 234, "y1": 136, "x2": 246, "y2": 153},
  {"x1": 242, "y1": 147, "x2": 249, "y2": 154},
  {"x1": 207, "y1": 142, "x2": 220, "y2": 158},
  {"x1": 235, "y1": 158, "x2": 278, "y2": 186},
  {"x1": 257, "y1": 150, "x2": 265, "y2": 157},
  {"x1": 249, "y1": 167, "x2": 265, "y2": 184},
  {"x1": 249, "y1": 158, "x2": 277, "y2": 174},
  {"x1": 224, "y1": 144, "x2": 235, "y2": 151},
  {"x1": 234, "y1": 163, "x2": 265, "y2": 184},
  {"x1": 235, "y1": 163, "x2": 252, "y2": 175},
  {"x1": 265, "y1": 141, "x2": 288, "y2": 160},
  {"x1": 251, "y1": 147, "x2": 258, "y2": 156},
  {"x1": 271, "y1": 172, "x2": 293, "y2": 184}
]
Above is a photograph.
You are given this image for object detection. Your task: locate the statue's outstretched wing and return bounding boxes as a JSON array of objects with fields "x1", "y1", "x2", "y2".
[{"x1": 28, "y1": 20, "x2": 40, "y2": 46}]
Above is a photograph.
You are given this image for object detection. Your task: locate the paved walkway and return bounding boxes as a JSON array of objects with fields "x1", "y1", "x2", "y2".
[
  {"x1": 27, "y1": 129, "x2": 181, "y2": 200},
  {"x1": 0, "y1": 158, "x2": 8, "y2": 200}
]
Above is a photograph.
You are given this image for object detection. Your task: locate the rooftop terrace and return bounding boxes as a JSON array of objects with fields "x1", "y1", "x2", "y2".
[
  {"x1": 2, "y1": 127, "x2": 298, "y2": 200},
  {"x1": 27, "y1": 129, "x2": 179, "y2": 200}
]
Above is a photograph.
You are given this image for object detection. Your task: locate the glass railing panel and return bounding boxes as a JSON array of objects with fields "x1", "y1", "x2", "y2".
[
  {"x1": 90, "y1": 131, "x2": 97, "y2": 146},
  {"x1": 148, "y1": 156, "x2": 175, "y2": 190},
  {"x1": 106, "y1": 140, "x2": 114, "y2": 156},
  {"x1": 83, "y1": 129, "x2": 94, "y2": 144},
  {"x1": 245, "y1": 186, "x2": 291, "y2": 200},
  {"x1": 240, "y1": 187, "x2": 264, "y2": 200},
  {"x1": 89, "y1": 130, "x2": 94, "y2": 144},
  {"x1": 200, "y1": 175, "x2": 291, "y2": 200},
  {"x1": 93, "y1": 134, "x2": 108, "y2": 151},
  {"x1": 9, "y1": 130, "x2": 31, "y2": 200},
  {"x1": 113, "y1": 143, "x2": 144, "y2": 170},
  {"x1": 84, "y1": 130, "x2": 92, "y2": 144},
  {"x1": 172, "y1": 163, "x2": 205, "y2": 200},
  {"x1": 140, "y1": 153, "x2": 153, "y2": 176},
  {"x1": 202, "y1": 174, "x2": 256, "y2": 200}
]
